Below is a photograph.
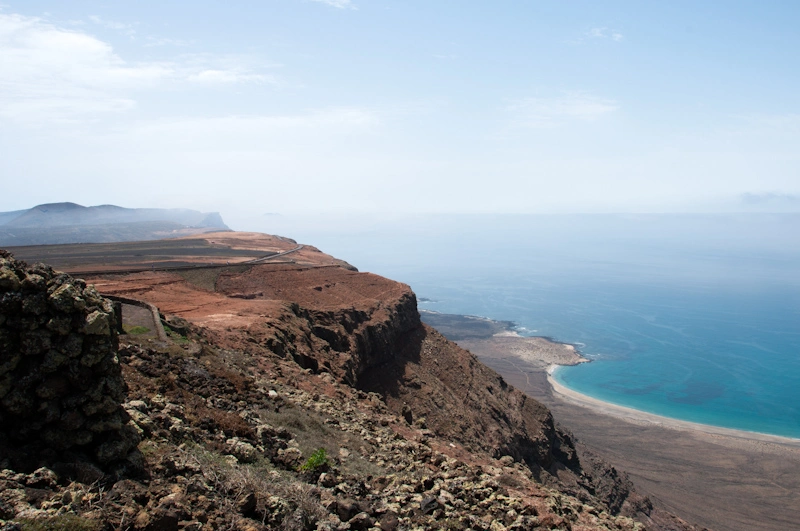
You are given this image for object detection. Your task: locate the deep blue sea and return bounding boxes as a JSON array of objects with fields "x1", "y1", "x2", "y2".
[{"x1": 249, "y1": 213, "x2": 800, "y2": 438}]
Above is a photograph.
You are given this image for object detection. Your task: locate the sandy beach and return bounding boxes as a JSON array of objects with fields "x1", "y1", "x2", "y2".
[
  {"x1": 547, "y1": 366, "x2": 800, "y2": 450},
  {"x1": 420, "y1": 312, "x2": 800, "y2": 531}
]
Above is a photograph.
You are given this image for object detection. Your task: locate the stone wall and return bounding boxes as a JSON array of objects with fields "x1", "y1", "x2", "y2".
[{"x1": 0, "y1": 250, "x2": 140, "y2": 476}]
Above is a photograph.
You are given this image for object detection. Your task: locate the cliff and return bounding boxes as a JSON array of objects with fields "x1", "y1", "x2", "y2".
[{"x1": 0, "y1": 239, "x2": 702, "y2": 531}]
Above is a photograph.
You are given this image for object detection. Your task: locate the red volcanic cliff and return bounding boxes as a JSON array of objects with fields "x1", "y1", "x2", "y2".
[
  {"x1": 90, "y1": 251, "x2": 688, "y2": 527},
  {"x1": 0, "y1": 235, "x2": 701, "y2": 530}
]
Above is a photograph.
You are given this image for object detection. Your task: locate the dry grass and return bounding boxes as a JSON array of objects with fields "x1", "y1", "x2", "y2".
[
  {"x1": 257, "y1": 403, "x2": 334, "y2": 459},
  {"x1": 256, "y1": 402, "x2": 388, "y2": 479},
  {"x1": 177, "y1": 399, "x2": 256, "y2": 440},
  {"x1": 180, "y1": 443, "x2": 327, "y2": 530}
]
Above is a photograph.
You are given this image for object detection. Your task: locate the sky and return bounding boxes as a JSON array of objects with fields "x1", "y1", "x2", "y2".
[{"x1": 2, "y1": 1, "x2": 800, "y2": 227}]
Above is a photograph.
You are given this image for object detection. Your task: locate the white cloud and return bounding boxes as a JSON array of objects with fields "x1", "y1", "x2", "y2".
[
  {"x1": 145, "y1": 36, "x2": 192, "y2": 47},
  {"x1": 33, "y1": 107, "x2": 385, "y2": 212},
  {"x1": 187, "y1": 69, "x2": 272, "y2": 84},
  {"x1": 88, "y1": 14, "x2": 136, "y2": 37},
  {"x1": 0, "y1": 13, "x2": 277, "y2": 124},
  {"x1": 587, "y1": 27, "x2": 623, "y2": 42},
  {"x1": 0, "y1": 13, "x2": 167, "y2": 122},
  {"x1": 508, "y1": 92, "x2": 619, "y2": 127},
  {"x1": 180, "y1": 52, "x2": 281, "y2": 85},
  {"x1": 308, "y1": 0, "x2": 356, "y2": 9},
  {"x1": 127, "y1": 107, "x2": 379, "y2": 147}
]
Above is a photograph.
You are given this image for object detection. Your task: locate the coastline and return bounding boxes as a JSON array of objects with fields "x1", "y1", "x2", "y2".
[
  {"x1": 547, "y1": 365, "x2": 800, "y2": 447},
  {"x1": 424, "y1": 310, "x2": 800, "y2": 531},
  {"x1": 421, "y1": 309, "x2": 800, "y2": 446},
  {"x1": 420, "y1": 310, "x2": 589, "y2": 368}
]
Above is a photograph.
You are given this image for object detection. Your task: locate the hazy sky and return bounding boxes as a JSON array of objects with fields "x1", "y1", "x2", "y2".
[{"x1": 2, "y1": 1, "x2": 799, "y2": 225}]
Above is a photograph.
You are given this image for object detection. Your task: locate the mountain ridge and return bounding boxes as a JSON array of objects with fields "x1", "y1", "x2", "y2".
[{"x1": 0, "y1": 203, "x2": 229, "y2": 246}]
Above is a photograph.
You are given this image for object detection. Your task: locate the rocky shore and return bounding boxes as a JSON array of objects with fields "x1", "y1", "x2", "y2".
[
  {"x1": 419, "y1": 312, "x2": 587, "y2": 370},
  {"x1": 430, "y1": 313, "x2": 800, "y2": 531}
]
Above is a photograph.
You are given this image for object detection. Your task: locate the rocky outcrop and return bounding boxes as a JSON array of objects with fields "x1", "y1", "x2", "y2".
[
  {"x1": 0, "y1": 251, "x2": 140, "y2": 476},
  {"x1": 356, "y1": 324, "x2": 611, "y2": 497},
  {"x1": 0, "y1": 332, "x2": 652, "y2": 531},
  {"x1": 213, "y1": 266, "x2": 421, "y2": 386},
  {"x1": 289, "y1": 292, "x2": 421, "y2": 386},
  {"x1": 0, "y1": 246, "x2": 704, "y2": 531},
  {"x1": 212, "y1": 265, "x2": 643, "y2": 516}
]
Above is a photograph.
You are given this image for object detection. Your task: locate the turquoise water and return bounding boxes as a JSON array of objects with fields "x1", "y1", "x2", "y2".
[
  {"x1": 252, "y1": 213, "x2": 800, "y2": 438},
  {"x1": 413, "y1": 272, "x2": 800, "y2": 438}
]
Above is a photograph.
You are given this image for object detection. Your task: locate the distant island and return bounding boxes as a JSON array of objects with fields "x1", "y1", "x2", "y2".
[{"x1": 0, "y1": 202, "x2": 229, "y2": 246}]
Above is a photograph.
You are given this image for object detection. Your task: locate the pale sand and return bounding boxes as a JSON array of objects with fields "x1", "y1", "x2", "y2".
[
  {"x1": 457, "y1": 334, "x2": 588, "y2": 370},
  {"x1": 547, "y1": 365, "x2": 800, "y2": 450},
  {"x1": 435, "y1": 317, "x2": 800, "y2": 530},
  {"x1": 465, "y1": 326, "x2": 800, "y2": 449}
]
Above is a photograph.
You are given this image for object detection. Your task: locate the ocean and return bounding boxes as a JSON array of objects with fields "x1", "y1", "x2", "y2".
[{"x1": 247, "y1": 213, "x2": 800, "y2": 438}]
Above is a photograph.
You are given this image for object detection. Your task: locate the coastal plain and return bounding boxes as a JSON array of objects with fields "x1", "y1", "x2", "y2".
[{"x1": 423, "y1": 314, "x2": 800, "y2": 531}]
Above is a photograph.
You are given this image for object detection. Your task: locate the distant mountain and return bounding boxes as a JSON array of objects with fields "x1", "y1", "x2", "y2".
[
  {"x1": 0, "y1": 203, "x2": 229, "y2": 246},
  {"x1": 0, "y1": 209, "x2": 28, "y2": 226}
]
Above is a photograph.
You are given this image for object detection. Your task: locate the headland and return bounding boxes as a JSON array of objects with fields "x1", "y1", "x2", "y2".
[
  {"x1": 3, "y1": 234, "x2": 692, "y2": 531},
  {"x1": 5, "y1": 230, "x2": 797, "y2": 531}
]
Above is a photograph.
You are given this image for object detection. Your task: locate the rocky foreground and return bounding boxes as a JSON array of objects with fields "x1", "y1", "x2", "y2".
[{"x1": 0, "y1": 240, "x2": 702, "y2": 531}]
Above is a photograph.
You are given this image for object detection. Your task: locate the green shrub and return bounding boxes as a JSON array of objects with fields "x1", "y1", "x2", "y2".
[
  {"x1": 163, "y1": 324, "x2": 189, "y2": 344},
  {"x1": 124, "y1": 325, "x2": 150, "y2": 335},
  {"x1": 298, "y1": 447, "x2": 329, "y2": 472}
]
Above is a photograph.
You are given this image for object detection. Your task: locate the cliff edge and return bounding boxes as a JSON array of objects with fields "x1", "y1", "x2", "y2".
[{"x1": 0, "y1": 237, "x2": 702, "y2": 531}]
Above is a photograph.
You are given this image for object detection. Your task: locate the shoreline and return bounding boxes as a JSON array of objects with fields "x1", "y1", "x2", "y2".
[
  {"x1": 425, "y1": 310, "x2": 800, "y2": 530},
  {"x1": 419, "y1": 309, "x2": 590, "y2": 363},
  {"x1": 547, "y1": 365, "x2": 800, "y2": 447},
  {"x1": 421, "y1": 309, "x2": 800, "y2": 447}
]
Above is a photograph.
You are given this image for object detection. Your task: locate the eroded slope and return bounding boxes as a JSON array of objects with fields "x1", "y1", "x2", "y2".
[{"x1": 0, "y1": 238, "x2": 704, "y2": 530}]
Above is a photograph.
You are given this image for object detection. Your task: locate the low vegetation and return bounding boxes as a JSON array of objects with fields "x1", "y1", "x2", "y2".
[
  {"x1": 298, "y1": 448, "x2": 329, "y2": 473},
  {"x1": 123, "y1": 324, "x2": 150, "y2": 335}
]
